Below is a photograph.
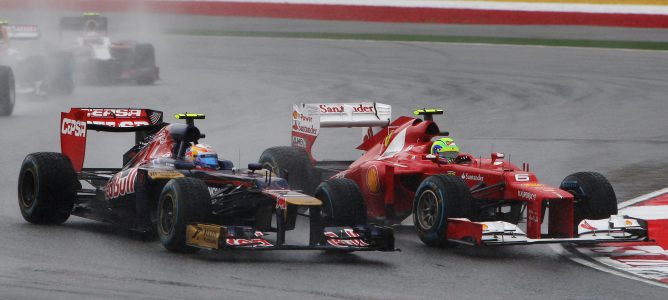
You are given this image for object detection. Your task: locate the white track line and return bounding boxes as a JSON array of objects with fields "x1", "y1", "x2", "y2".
[{"x1": 552, "y1": 188, "x2": 668, "y2": 288}]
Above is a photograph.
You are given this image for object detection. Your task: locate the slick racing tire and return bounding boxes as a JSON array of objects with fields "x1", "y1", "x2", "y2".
[
  {"x1": 259, "y1": 146, "x2": 317, "y2": 195},
  {"x1": 157, "y1": 177, "x2": 212, "y2": 253},
  {"x1": 413, "y1": 174, "x2": 472, "y2": 247},
  {"x1": 560, "y1": 172, "x2": 617, "y2": 233},
  {"x1": 315, "y1": 178, "x2": 367, "y2": 226},
  {"x1": 18, "y1": 152, "x2": 79, "y2": 224},
  {"x1": 47, "y1": 51, "x2": 75, "y2": 95},
  {"x1": 134, "y1": 43, "x2": 156, "y2": 85},
  {"x1": 0, "y1": 65, "x2": 15, "y2": 116}
]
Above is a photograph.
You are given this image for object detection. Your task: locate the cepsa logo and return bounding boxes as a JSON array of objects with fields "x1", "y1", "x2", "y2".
[
  {"x1": 85, "y1": 109, "x2": 143, "y2": 118},
  {"x1": 319, "y1": 103, "x2": 376, "y2": 114},
  {"x1": 61, "y1": 118, "x2": 87, "y2": 137}
]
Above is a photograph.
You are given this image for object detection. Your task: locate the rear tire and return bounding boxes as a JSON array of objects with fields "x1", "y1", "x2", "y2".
[
  {"x1": 315, "y1": 178, "x2": 367, "y2": 226},
  {"x1": 134, "y1": 43, "x2": 156, "y2": 85},
  {"x1": 18, "y1": 152, "x2": 79, "y2": 224},
  {"x1": 560, "y1": 172, "x2": 617, "y2": 233},
  {"x1": 0, "y1": 65, "x2": 15, "y2": 116},
  {"x1": 413, "y1": 174, "x2": 472, "y2": 247},
  {"x1": 157, "y1": 177, "x2": 212, "y2": 253},
  {"x1": 47, "y1": 51, "x2": 75, "y2": 95},
  {"x1": 259, "y1": 146, "x2": 317, "y2": 195}
]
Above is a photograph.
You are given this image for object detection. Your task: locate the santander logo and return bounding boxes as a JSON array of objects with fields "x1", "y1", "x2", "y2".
[{"x1": 319, "y1": 104, "x2": 375, "y2": 114}]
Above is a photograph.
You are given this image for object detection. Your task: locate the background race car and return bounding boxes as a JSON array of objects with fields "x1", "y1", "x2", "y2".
[
  {"x1": 60, "y1": 13, "x2": 159, "y2": 85},
  {"x1": 0, "y1": 20, "x2": 75, "y2": 103},
  {"x1": 18, "y1": 108, "x2": 394, "y2": 253},
  {"x1": 261, "y1": 103, "x2": 657, "y2": 247}
]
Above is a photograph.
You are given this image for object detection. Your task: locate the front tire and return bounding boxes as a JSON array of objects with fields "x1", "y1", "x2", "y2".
[
  {"x1": 560, "y1": 172, "x2": 617, "y2": 233},
  {"x1": 314, "y1": 178, "x2": 367, "y2": 226},
  {"x1": 18, "y1": 152, "x2": 79, "y2": 224},
  {"x1": 413, "y1": 174, "x2": 472, "y2": 247},
  {"x1": 260, "y1": 146, "x2": 317, "y2": 195},
  {"x1": 157, "y1": 177, "x2": 211, "y2": 253},
  {"x1": 0, "y1": 65, "x2": 16, "y2": 116}
]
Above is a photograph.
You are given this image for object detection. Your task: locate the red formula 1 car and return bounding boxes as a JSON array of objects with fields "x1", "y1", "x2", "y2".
[
  {"x1": 261, "y1": 103, "x2": 656, "y2": 247},
  {"x1": 17, "y1": 108, "x2": 394, "y2": 253}
]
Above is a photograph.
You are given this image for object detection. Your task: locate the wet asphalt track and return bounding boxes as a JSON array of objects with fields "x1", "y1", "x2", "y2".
[{"x1": 1, "y1": 14, "x2": 668, "y2": 300}]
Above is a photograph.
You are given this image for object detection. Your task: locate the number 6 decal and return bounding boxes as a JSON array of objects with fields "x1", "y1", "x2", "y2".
[{"x1": 515, "y1": 174, "x2": 530, "y2": 182}]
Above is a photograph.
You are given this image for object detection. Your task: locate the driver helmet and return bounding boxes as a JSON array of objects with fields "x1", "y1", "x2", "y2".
[
  {"x1": 185, "y1": 144, "x2": 219, "y2": 169},
  {"x1": 431, "y1": 137, "x2": 459, "y2": 160}
]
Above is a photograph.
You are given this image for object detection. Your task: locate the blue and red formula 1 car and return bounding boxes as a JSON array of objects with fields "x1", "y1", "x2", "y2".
[
  {"x1": 18, "y1": 108, "x2": 394, "y2": 253},
  {"x1": 261, "y1": 102, "x2": 658, "y2": 247}
]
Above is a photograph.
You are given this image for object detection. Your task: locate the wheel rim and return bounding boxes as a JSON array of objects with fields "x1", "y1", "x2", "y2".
[
  {"x1": 20, "y1": 169, "x2": 36, "y2": 209},
  {"x1": 158, "y1": 194, "x2": 176, "y2": 236},
  {"x1": 416, "y1": 190, "x2": 439, "y2": 231}
]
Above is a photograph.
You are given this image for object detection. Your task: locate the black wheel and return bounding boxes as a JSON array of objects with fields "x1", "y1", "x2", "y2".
[
  {"x1": 259, "y1": 146, "x2": 317, "y2": 195},
  {"x1": 314, "y1": 178, "x2": 367, "y2": 226},
  {"x1": 47, "y1": 51, "x2": 75, "y2": 95},
  {"x1": 17, "y1": 152, "x2": 79, "y2": 224},
  {"x1": 134, "y1": 43, "x2": 156, "y2": 85},
  {"x1": 560, "y1": 172, "x2": 617, "y2": 233},
  {"x1": 157, "y1": 177, "x2": 211, "y2": 253},
  {"x1": 0, "y1": 65, "x2": 15, "y2": 116},
  {"x1": 413, "y1": 174, "x2": 472, "y2": 247}
]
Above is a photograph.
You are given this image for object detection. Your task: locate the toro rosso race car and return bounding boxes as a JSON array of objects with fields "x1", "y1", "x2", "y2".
[
  {"x1": 60, "y1": 13, "x2": 159, "y2": 85},
  {"x1": 18, "y1": 108, "x2": 394, "y2": 253},
  {"x1": 260, "y1": 102, "x2": 658, "y2": 247},
  {"x1": 1, "y1": 21, "x2": 74, "y2": 104}
]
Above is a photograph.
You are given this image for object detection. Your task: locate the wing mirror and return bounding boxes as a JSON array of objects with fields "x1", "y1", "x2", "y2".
[{"x1": 248, "y1": 163, "x2": 263, "y2": 173}]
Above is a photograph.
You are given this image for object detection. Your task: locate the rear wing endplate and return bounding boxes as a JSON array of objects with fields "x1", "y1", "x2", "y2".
[
  {"x1": 291, "y1": 102, "x2": 391, "y2": 157},
  {"x1": 5, "y1": 25, "x2": 40, "y2": 40},
  {"x1": 60, "y1": 108, "x2": 164, "y2": 172}
]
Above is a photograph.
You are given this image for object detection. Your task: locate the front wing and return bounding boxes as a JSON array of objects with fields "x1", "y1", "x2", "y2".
[
  {"x1": 185, "y1": 223, "x2": 396, "y2": 252},
  {"x1": 447, "y1": 215, "x2": 649, "y2": 246}
]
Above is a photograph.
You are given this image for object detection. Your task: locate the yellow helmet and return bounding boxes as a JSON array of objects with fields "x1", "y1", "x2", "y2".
[{"x1": 431, "y1": 137, "x2": 459, "y2": 159}]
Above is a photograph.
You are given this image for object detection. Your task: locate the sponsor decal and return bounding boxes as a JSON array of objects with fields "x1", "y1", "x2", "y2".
[
  {"x1": 324, "y1": 228, "x2": 369, "y2": 247},
  {"x1": 226, "y1": 238, "x2": 273, "y2": 247},
  {"x1": 518, "y1": 190, "x2": 537, "y2": 201},
  {"x1": 522, "y1": 183, "x2": 544, "y2": 187},
  {"x1": 61, "y1": 117, "x2": 87, "y2": 137},
  {"x1": 291, "y1": 105, "x2": 319, "y2": 136},
  {"x1": 147, "y1": 170, "x2": 183, "y2": 179},
  {"x1": 105, "y1": 168, "x2": 138, "y2": 200},
  {"x1": 366, "y1": 165, "x2": 380, "y2": 193},
  {"x1": 291, "y1": 136, "x2": 307, "y2": 148},
  {"x1": 276, "y1": 197, "x2": 287, "y2": 210},
  {"x1": 208, "y1": 186, "x2": 223, "y2": 197},
  {"x1": 580, "y1": 220, "x2": 597, "y2": 231},
  {"x1": 384, "y1": 129, "x2": 395, "y2": 147},
  {"x1": 527, "y1": 209, "x2": 539, "y2": 223},
  {"x1": 87, "y1": 120, "x2": 150, "y2": 127},
  {"x1": 318, "y1": 103, "x2": 376, "y2": 114},
  {"x1": 447, "y1": 171, "x2": 456, "y2": 176},
  {"x1": 461, "y1": 173, "x2": 484, "y2": 181},
  {"x1": 84, "y1": 108, "x2": 143, "y2": 118}
]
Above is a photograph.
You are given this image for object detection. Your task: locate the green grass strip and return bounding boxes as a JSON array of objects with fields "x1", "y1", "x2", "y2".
[{"x1": 169, "y1": 29, "x2": 668, "y2": 51}]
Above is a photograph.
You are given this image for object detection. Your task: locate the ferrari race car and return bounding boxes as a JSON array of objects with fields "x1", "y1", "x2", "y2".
[
  {"x1": 0, "y1": 20, "x2": 75, "y2": 105},
  {"x1": 260, "y1": 102, "x2": 657, "y2": 247},
  {"x1": 17, "y1": 108, "x2": 394, "y2": 253},
  {"x1": 60, "y1": 13, "x2": 159, "y2": 85}
]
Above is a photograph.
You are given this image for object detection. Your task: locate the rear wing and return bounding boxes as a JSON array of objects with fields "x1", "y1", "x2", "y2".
[
  {"x1": 59, "y1": 15, "x2": 108, "y2": 36},
  {"x1": 60, "y1": 108, "x2": 164, "y2": 172},
  {"x1": 5, "y1": 25, "x2": 40, "y2": 40},
  {"x1": 291, "y1": 103, "x2": 391, "y2": 157}
]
